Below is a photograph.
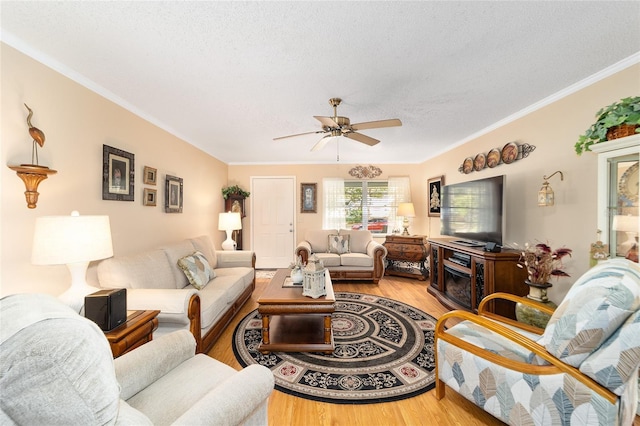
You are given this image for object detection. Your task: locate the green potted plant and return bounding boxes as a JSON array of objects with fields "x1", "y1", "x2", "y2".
[
  {"x1": 575, "y1": 96, "x2": 640, "y2": 155},
  {"x1": 221, "y1": 185, "x2": 250, "y2": 199}
]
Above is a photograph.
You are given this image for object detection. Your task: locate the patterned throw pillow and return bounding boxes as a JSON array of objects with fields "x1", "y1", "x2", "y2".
[
  {"x1": 177, "y1": 251, "x2": 215, "y2": 290},
  {"x1": 328, "y1": 234, "x2": 350, "y2": 254}
]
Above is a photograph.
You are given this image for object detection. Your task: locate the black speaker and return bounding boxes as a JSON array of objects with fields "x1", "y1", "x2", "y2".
[
  {"x1": 84, "y1": 288, "x2": 127, "y2": 331},
  {"x1": 484, "y1": 242, "x2": 502, "y2": 253}
]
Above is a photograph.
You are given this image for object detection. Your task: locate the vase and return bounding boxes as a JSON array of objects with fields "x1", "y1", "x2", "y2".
[
  {"x1": 515, "y1": 280, "x2": 557, "y2": 329},
  {"x1": 291, "y1": 268, "x2": 303, "y2": 284}
]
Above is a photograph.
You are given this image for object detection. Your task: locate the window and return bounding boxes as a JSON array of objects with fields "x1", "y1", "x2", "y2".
[{"x1": 323, "y1": 177, "x2": 411, "y2": 234}]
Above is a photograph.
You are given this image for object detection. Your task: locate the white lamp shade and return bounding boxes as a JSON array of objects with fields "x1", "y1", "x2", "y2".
[
  {"x1": 32, "y1": 212, "x2": 113, "y2": 265},
  {"x1": 397, "y1": 202, "x2": 415, "y2": 217},
  {"x1": 612, "y1": 215, "x2": 639, "y2": 233},
  {"x1": 218, "y1": 212, "x2": 242, "y2": 231}
]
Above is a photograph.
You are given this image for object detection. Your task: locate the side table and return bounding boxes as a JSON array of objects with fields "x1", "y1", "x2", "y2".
[
  {"x1": 105, "y1": 310, "x2": 160, "y2": 358},
  {"x1": 383, "y1": 235, "x2": 429, "y2": 280}
]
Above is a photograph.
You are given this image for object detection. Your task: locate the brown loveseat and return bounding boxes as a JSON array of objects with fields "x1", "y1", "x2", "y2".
[{"x1": 295, "y1": 229, "x2": 387, "y2": 284}]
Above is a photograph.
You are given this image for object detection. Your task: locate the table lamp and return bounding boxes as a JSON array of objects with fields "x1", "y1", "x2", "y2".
[
  {"x1": 218, "y1": 212, "x2": 242, "y2": 250},
  {"x1": 397, "y1": 202, "x2": 415, "y2": 236},
  {"x1": 31, "y1": 211, "x2": 113, "y2": 313},
  {"x1": 612, "y1": 214, "x2": 639, "y2": 262}
]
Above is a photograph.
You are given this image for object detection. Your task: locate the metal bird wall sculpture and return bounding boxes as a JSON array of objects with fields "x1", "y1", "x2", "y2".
[{"x1": 24, "y1": 103, "x2": 46, "y2": 165}]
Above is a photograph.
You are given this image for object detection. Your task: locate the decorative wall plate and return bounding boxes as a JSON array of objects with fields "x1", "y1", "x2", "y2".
[
  {"x1": 501, "y1": 142, "x2": 518, "y2": 164},
  {"x1": 462, "y1": 157, "x2": 473, "y2": 174},
  {"x1": 619, "y1": 161, "x2": 639, "y2": 203},
  {"x1": 487, "y1": 148, "x2": 501, "y2": 168},
  {"x1": 473, "y1": 153, "x2": 486, "y2": 171}
]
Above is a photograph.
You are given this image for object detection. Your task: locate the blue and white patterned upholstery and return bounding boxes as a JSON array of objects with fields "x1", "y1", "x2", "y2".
[{"x1": 436, "y1": 259, "x2": 640, "y2": 426}]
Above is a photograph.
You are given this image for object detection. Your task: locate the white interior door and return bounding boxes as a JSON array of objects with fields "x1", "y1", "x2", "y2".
[{"x1": 251, "y1": 176, "x2": 296, "y2": 269}]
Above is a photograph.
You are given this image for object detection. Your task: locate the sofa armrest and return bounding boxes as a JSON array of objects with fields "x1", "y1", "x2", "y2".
[
  {"x1": 295, "y1": 241, "x2": 311, "y2": 264},
  {"x1": 366, "y1": 240, "x2": 386, "y2": 258},
  {"x1": 171, "y1": 364, "x2": 274, "y2": 426},
  {"x1": 115, "y1": 330, "x2": 197, "y2": 400},
  {"x1": 215, "y1": 250, "x2": 256, "y2": 268},
  {"x1": 126, "y1": 288, "x2": 197, "y2": 318}
]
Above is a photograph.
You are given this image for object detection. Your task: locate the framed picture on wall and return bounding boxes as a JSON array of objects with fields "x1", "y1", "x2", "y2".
[
  {"x1": 143, "y1": 166, "x2": 157, "y2": 185},
  {"x1": 301, "y1": 183, "x2": 317, "y2": 213},
  {"x1": 143, "y1": 188, "x2": 157, "y2": 206},
  {"x1": 102, "y1": 144, "x2": 134, "y2": 201},
  {"x1": 165, "y1": 175, "x2": 183, "y2": 213},
  {"x1": 428, "y1": 175, "x2": 444, "y2": 217}
]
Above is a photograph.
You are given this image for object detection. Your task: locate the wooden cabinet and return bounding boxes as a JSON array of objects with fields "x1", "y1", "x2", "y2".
[
  {"x1": 383, "y1": 235, "x2": 429, "y2": 280},
  {"x1": 427, "y1": 237, "x2": 527, "y2": 319}
]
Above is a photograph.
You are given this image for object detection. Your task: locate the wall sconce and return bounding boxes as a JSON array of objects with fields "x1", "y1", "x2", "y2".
[
  {"x1": 538, "y1": 171, "x2": 563, "y2": 207},
  {"x1": 7, "y1": 104, "x2": 56, "y2": 209}
]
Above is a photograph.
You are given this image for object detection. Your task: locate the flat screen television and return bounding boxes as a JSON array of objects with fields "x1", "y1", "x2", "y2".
[{"x1": 440, "y1": 175, "x2": 505, "y2": 247}]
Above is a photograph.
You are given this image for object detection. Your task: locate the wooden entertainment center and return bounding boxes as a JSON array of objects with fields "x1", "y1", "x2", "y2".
[{"x1": 427, "y1": 237, "x2": 528, "y2": 319}]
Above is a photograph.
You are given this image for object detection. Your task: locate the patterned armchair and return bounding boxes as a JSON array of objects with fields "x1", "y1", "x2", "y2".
[{"x1": 435, "y1": 259, "x2": 640, "y2": 425}]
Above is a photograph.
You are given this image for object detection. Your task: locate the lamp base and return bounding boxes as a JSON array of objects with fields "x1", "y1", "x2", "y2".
[
  {"x1": 401, "y1": 218, "x2": 410, "y2": 236},
  {"x1": 58, "y1": 261, "x2": 101, "y2": 314},
  {"x1": 222, "y1": 229, "x2": 237, "y2": 250}
]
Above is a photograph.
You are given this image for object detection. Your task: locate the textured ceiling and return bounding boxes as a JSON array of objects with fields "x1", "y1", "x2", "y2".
[{"x1": 1, "y1": 1, "x2": 639, "y2": 164}]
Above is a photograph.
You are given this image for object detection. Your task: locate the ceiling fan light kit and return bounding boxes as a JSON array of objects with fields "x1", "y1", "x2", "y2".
[{"x1": 274, "y1": 98, "x2": 402, "y2": 153}]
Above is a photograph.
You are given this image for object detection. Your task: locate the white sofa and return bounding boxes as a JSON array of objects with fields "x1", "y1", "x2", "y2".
[
  {"x1": 97, "y1": 235, "x2": 255, "y2": 353},
  {"x1": 0, "y1": 293, "x2": 274, "y2": 425},
  {"x1": 295, "y1": 229, "x2": 387, "y2": 284}
]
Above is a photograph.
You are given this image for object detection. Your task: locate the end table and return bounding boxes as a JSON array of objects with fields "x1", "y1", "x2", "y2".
[
  {"x1": 105, "y1": 310, "x2": 160, "y2": 358},
  {"x1": 383, "y1": 235, "x2": 430, "y2": 280}
]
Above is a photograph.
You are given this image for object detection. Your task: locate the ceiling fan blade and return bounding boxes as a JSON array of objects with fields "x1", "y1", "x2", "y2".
[
  {"x1": 314, "y1": 116, "x2": 339, "y2": 128},
  {"x1": 311, "y1": 135, "x2": 332, "y2": 152},
  {"x1": 351, "y1": 118, "x2": 402, "y2": 131},
  {"x1": 343, "y1": 132, "x2": 380, "y2": 146},
  {"x1": 273, "y1": 130, "x2": 325, "y2": 141}
]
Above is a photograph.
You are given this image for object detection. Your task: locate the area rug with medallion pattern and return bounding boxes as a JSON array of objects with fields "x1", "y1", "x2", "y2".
[{"x1": 232, "y1": 291, "x2": 437, "y2": 404}]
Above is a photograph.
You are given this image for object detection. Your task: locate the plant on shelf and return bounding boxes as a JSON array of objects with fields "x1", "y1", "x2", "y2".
[
  {"x1": 518, "y1": 242, "x2": 572, "y2": 285},
  {"x1": 575, "y1": 96, "x2": 640, "y2": 155},
  {"x1": 221, "y1": 185, "x2": 250, "y2": 199}
]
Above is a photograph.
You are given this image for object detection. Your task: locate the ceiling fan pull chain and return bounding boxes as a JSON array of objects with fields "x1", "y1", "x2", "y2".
[{"x1": 337, "y1": 139, "x2": 340, "y2": 162}]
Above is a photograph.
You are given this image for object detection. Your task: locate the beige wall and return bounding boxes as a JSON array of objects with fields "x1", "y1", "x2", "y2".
[
  {"x1": 1, "y1": 43, "x2": 228, "y2": 297},
  {"x1": 2, "y1": 41, "x2": 638, "y2": 305},
  {"x1": 229, "y1": 64, "x2": 640, "y2": 303}
]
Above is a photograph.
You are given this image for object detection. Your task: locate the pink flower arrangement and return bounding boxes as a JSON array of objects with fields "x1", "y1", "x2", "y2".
[{"x1": 518, "y1": 242, "x2": 572, "y2": 284}]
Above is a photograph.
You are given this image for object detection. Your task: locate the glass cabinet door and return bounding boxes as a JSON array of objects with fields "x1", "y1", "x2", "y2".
[{"x1": 592, "y1": 135, "x2": 639, "y2": 261}]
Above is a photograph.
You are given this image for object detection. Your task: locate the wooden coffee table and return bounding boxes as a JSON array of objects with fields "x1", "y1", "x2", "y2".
[{"x1": 257, "y1": 268, "x2": 335, "y2": 353}]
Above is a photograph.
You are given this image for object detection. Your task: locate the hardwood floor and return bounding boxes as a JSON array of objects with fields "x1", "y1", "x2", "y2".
[{"x1": 208, "y1": 274, "x2": 639, "y2": 426}]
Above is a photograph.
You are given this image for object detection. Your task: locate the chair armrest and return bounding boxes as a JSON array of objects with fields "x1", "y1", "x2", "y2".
[
  {"x1": 215, "y1": 250, "x2": 256, "y2": 268},
  {"x1": 115, "y1": 330, "x2": 196, "y2": 400},
  {"x1": 435, "y1": 310, "x2": 616, "y2": 404},
  {"x1": 477, "y1": 292, "x2": 555, "y2": 334},
  {"x1": 295, "y1": 241, "x2": 311, "y2": 264},
  {"x1": 171, "y1": 364, "x2": 274, "y2": 426}
]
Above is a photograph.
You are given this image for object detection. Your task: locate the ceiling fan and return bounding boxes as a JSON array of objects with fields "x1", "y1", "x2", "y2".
[{"x1": 274, "y1": 98, "x2": 402, "y2": 152}]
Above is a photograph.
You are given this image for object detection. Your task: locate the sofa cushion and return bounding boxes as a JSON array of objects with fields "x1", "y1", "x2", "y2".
[
  {"x1": 314, "y1": 253, "x2": 341, "y2": 267},
  {"x1": 340, "y1": 252, "x2": 373, "y2": 267},
  {"x1": 580, "y1": 309, "x2": 640, "y2": 395},
  {"x1": 538, "y1": 260, "x2": 640, "y2": 367},
  {"x1": 98, "y1": 249, "x2": 176, "y2": 290},
  {"x1": 178, "y1": 251, "x2": 215, "y2": 290},
  {"x1": 214, "y1": 266, "x2": 254, "y2": 288},
  {"x1": 305, "y1": 229, "x2": 338, "y2": 253},
  {"x1": 339, "y1": 229, "x2": 372, "y2": 253},
  {"x1": 190, "y1": 235, "x2": 217, "y2": 269},
  {"x1": 196, "y1": 283, "x2": 232, "y2": 330},
  {"x1": 161, "y1": 240, "x2": 199, "y2": 289},
  {"x1": 328, "y1": 234, "x2": 350, "y2": 254}
]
